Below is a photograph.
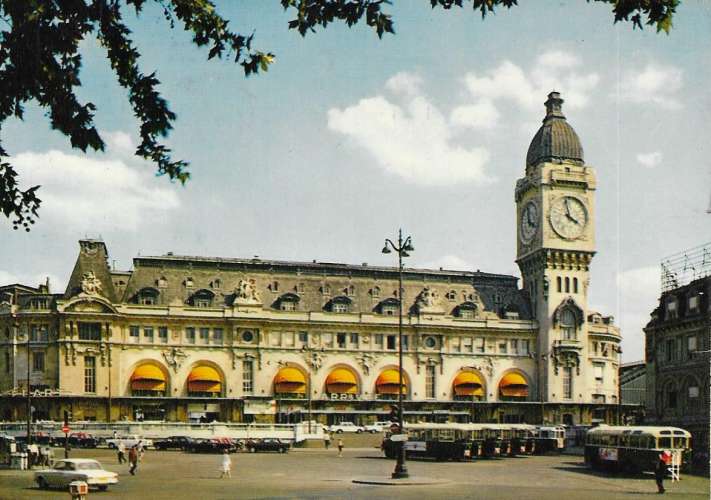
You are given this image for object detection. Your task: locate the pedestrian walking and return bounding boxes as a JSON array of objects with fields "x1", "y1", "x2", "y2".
[
  {"x1": 324, "y1": 433, "x2": 331, "y2": 450},
  {"x1": 117, "y1": 441, "x2": 126, "y2": 464},
  {"x1": 137, "y1": 440, "x2": 145, "y2": 462},
  {"x1": 128, "y1": 445, "x2": 138, "y2": 475},
  {"x1": 219, "y1": 449, "x2": 232, "y2": 478},
  {"x1": 655, "y1": 450, "x2": 672, "y2": 494},
  {"x1": 337, "y1": 439, "x2": 344, "y2": 458}
]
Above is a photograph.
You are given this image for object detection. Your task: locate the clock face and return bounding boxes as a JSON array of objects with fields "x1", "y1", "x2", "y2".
[
  {"x1": 549, "y1": 196, "x2": 588, "y2": 240},
  {"x1": 520, "y1": 201, "x2": 539, "y2": 243}
]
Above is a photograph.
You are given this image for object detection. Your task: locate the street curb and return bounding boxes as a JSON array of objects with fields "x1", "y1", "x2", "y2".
[{"x1": 352, "y1": 477, "x2": 449, "y2": 486}]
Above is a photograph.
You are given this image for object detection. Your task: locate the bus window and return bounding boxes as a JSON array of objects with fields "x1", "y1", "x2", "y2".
[
  {"x1": 658, "y1": 437, "x2": 672, "y2": 448},
  {"x1": 672, "y1": 437, "x2": 686, "y2": 449},
  {"x1": 629, "y1": 436, "x2": 639, "y2": 448}
]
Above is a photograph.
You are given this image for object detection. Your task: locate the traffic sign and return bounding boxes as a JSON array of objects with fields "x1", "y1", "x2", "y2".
[{"x1": 62, "y1": 425, "x2": 70, "y2": 434}]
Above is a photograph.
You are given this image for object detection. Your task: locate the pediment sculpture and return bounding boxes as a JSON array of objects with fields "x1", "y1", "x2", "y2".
[
  {"x1": 416, "y1": 286, "x2": 443, "y2": 314},
  {"x1": 234, "y1": 279, "x2": 261, "y2": 305},
  {"x1": 80, "y1": 271, "x2": 103, "y2": 295},
  {"x1": 163, "y1": 347, "x2": 188, "y2": 373}
]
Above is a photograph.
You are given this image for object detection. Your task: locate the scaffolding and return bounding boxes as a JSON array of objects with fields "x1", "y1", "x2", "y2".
[{"x1": 661, "y1": 242, "x2": 711, "y2": 292}]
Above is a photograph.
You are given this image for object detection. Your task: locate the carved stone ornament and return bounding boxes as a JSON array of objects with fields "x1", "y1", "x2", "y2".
[
  {"x1": 470, "y1": 357, "x2": 495, "y2": 378},
  {"x1": 416, "y1": 287, "x2": 443, "y2": 314},
  {"x1": 304, "y1": 351, "x2": 324, "y2": 371},
  {"x1": 357, "y1": 353, "x2": 376, "y2": 375},
  {"x1": 231, "y1": 350, "x2": 256, "y2": 370},
  {"x1": 162, "y1": 347, "x2": 188, "y2": 373},
  {"x1": 552, "y1": 349, "x2": 580, "y2": 375},
  {"x1": 80, "y1": 271, "x2": 103, "y2": 295},
  {"x1": 234, "y1": 279, "x2": 262, "y2": 305}
]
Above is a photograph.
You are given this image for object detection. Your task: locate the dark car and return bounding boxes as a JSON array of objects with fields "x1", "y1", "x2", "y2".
[
  {"x1": 187, "y1": 437, "x2": 238, "y2": 453},
  {"x1": 67, "y1": 432, "x2": 98, "y2": 448},
  {"x1": 153, "y1": 436, "x2": 192, "y2": 451},
  {"x1": 245, "y1": 438, "x2": 289, "y2": 454}
]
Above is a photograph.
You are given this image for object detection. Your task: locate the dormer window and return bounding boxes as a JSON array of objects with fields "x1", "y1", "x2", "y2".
[
  {"x1": 135, "y1": 287, "x2": 159, "y2": 305},
  {"x1": 688, "y1": 295, "x2": 700, "y2": 314},
  {"x1": 157, "y1": 276, "x2": 168, "y2": 288},
  {"x1": 274, "y1": 293, "x2": 300, "y2": 312},
  {"x1": 188, "y1": 289, "x2": 215, "y2": 308},
  {"x1": 321, "y1": 284, "x2": 331, "y2": 296},
  {"x1": 328, "y1": 296, "x2": 352, "y2": 313},
  {"x1": 371, "y1": 286, "x2": 381, "y2": 299},
  {"x1": 30, "y1": 298, "x2": 49, "y2": 310},
  {"x1": 666, "y1": 298, "x2": 678, "y2": 319},
  {"x1": 454, "y1": 301, "x2": 477, "y2": 319},
  {"x1": 211, "y1": 279, "x2": 222, "y2": 290},
  {"x1": 268, "y1": 281, "x2": 279, "y2": 292},
  {"x1": 346, "y1": 285, "x2": 355, "y2": 297},
  {"x1": 376, "y1": 298, "x2": 399, "y2": 316},
  {"x1": 184, "y1": 277, "x2": 194, "y2": 288}
]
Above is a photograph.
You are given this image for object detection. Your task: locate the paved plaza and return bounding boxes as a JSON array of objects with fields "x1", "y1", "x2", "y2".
[{"x1": 0, "y1": 446, "x2": 708, "y2": 500}]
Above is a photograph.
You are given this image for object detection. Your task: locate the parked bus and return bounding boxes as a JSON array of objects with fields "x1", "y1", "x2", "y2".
[
  {"x1": 382, "y1": 423, "x2": 468, "y2": 461},
  {"x1": 534, "y1": 425, "x2": 566, "y2": 454},
  {"x1": 584, "y1": 425, "x2": 691, "y2": 473}
]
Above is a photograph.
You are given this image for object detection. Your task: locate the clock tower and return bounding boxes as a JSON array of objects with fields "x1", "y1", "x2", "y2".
[{"x1": 515, "y1": 92, "x2": 597, "y2": 404}]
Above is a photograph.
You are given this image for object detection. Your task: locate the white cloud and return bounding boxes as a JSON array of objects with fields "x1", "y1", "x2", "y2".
[
  {"x1": 458, "y1": 50, "x2": 600, "y2": 119},
  {"x1": 420, "y1": 254, "x2": 474, "y2": 271},
  {"x1": 327, "y1": 73, "x2": 494, "y2": 186},
  {"x1": 102, "y1": 130, "x2": 136, "y2": 157},
  {"x1": 620, "y1": 63, "x2": 683, "y2": 109},
  {"x1": 636, "y1": 151, "x2": 663, "y2": 168},
  {"x1": 12, "y1": 149, "x2": 180, "y2": 232},
  {"x1": 450, "y1": 99, "x2": 500, "y2": 130}
]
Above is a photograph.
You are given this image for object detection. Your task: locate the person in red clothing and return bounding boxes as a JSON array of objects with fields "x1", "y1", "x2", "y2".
[{"x1": 654, "y1": 450, "x2": 672, "y2": 494}]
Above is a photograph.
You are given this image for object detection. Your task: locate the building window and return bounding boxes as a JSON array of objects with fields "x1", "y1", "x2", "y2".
[
  {"x1": 31, "y1": 298, "x2": 49, "y2": 309},
  {"x1": 332, "y1": 302, "x2": 348, "y2": 313},
  {"x1": 84, "y1": 356, "x2": 96, "y2": 393},
  {"x1": 186, "y1": 327, "x2": 196, "y2": 344},
  {"x1": 382, "y1": 304, "x2": 397, "y2": 316},
  {"x1": 510, "y1": 339, "x2": 519, "y2": 355},
  {"x1": 213, "y1": 328, "x2": 224, "y2": 345},
  {"x1": 32, "y1": 351, "x2": 45, "y2": 372},
  {"x1": 159, "y1": 327, "x2": 168, "y2": 343},
  {"x1": 199, "y1": 328, "x2": 210, "y2": 344},
  {"x1": 560, "y1": 309, "x2": 577, "y2": 340},
  {"x1": 280, "y1": 301, "x2": 296, "y2": 311},
  {"x1": 185, "y1": 277, "x2": 194, "y2": 288},
  {"x1": 242, "y1": 360, "x2": 253, "y2": 393},
  {"x1": 688, "y1": 295, "x2": 700, "y2": 314},
  {"x1": 371, "y1": 286, "x2": 380, "y2": 298},
  {"x1": 521, "y1": 340, "x2": 530, "y2": 355},
  {"x1": 562, "y1": 367, "x2": 573, "y2": 399},
  {"x1": 593, "y1": 363, "x2": 604, "y2": 384},
  {"x1": 498, "y1": 342, "x2": 508, "y2": 354},
  {"x1": 667, "y1": 388, "x2": 677, "y2": 409},
  {"x1": 688, "y1": 386, "x2": 699, "y2": 399},
  {"x1": 211, "y1": 279, "x2": 222, "y2": 290},
  {"x1": 337, "y1": 333, "x2": 347, "y2": 349},
  {"x1": 401, "y1": 335, "x2": 409, "y2": 351},
  {"x1": 423, "y1": 336, "x2": 437, "y2": 349},
  {"x1": 374, "y1": 334, "x2": 384, "y2": 349},
  {"x1": 425, "y1": 365, "x2": 436, "y2": 399},
  {"x1": 242, "y1": 330, "x2": 255, "y2": 343},
  {"x1": 130, "y1": 325, "x2": 140, "y2": 342},
  {"x1": 687, "y1": 336, "x2": 697, "y2": 359},
  {"x1": 78, "y1": 323, "x2": 102, "y2": 341},
  {"x1": 459, "y1": 309, "x2": 475, "y2": 319},
  {"x1": 347, "y1": 285, "x2": 355, "y2": 297},
  {"x1": 666, "y1": 339, "x2": 675, "y2": 362},
  {"x1": 565, "y1": 277, "x2": 570, "y2": 293},
  {"x1": 30, "y1": 325, "x2": 49, "y2": 342},
  {"x1": 666, "y1": 299, "x2": 677, "y2": 319},
  {"x1": 556, "y1": 277, "x2": 562, "y2": 293},
  {"x1": 349, "y1": 333, "x2": 358, "y2": 346},
  {"x1": 270, "y1": 281, "x2": 279, "y2": 292},
  {"x1": 386, "y1": 335, "x2": 396, "y2": 350},
  {"x1": 573, "y1": 278, "x2": 578, "y2": 294},
  {"x1": 144, "y1": 327, "x2": 154, "y2": 342},
  {"x1": 322, "y1": 333, "x2": 333, "y2": 348},
  {"x1": 462, "y1": 337, "x2": 473, "y2": 353},
  {"x1": 451, "y1": 337, "x2": 461, "y2": 352},
  {"x1": 4, "y1": 350, "x2": 9, "y2": 373},
  {"x1": 298, "y1": 331, "x2": 308, "y2": 345},
  {"x1": 476, "y1": 338, "x2": 485, "y2": 353}
]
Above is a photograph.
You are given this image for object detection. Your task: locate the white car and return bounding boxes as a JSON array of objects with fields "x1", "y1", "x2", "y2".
[
  {"x1": 35, "y1": 459, "x2": 118, "y2": 491},
  {"x1": 105, "y1": 435, "x2": 153, "y2": 449},
  {"x1": 363, "y1": 421, "x2": 392, "y2": 434},
  {"x1": 328, "y1": 422, "x2": 365, "y2": 434}
]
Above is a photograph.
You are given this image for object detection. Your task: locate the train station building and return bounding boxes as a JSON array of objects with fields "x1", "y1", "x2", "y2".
[{"x1": 0, "y1": 93, "x2": 623, "y2": 426}]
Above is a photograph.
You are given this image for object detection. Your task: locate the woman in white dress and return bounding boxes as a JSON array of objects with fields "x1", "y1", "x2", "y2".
[{"x1": 219, "y1": 449, "x2": 232, "y2": 478}]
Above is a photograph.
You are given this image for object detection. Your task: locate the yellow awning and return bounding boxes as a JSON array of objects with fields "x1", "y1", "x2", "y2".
[
  {"x1": 375, "y1": 369, "x2": 408, "y2": 394},
  {"x1": 326, "y1": 368, "x2": 358, "y2": 394},
  {"x1": 274, "y1": 367, "x2": 306, "y2": 394},
  {"x1": 188, "y1": 366, "x2": 222, "y2": 393},
  {"x1": 453, "y1": 371, "x2": 484, "y2": 396},
  {"x1": 499, "y1": 373, "x2": 528, "y2": 398},
  {"x1": 131, "y1": 379, "x2": 166, "y2": 391},
  {"x1": 131, "y1": 364, "x2": 165, "y2": 382}
]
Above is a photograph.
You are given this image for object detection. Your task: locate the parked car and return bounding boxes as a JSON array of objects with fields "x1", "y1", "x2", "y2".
[
  {"x1": 68, "y1": 432, "x2": 98, "y2": 448},
  {"x1": 186, "y1": 437, "x2": 238, "y2": 454},
  {"x1": 105, "y1": 435, "x2": 153, "y2": 450},
  {"x1": 328, "y1": 422, "x2": 365, "y2": 434},
  {"x1": 35, "y1": 458, "x2": 118, "y2": 491},
  {"x1": 363, "y1": 421, "x2": 392, "y2": 434},
  {"x1": 244, "y1": 438, "x2": 289, "y2": 453},
  {"x1": 153, "y1": 436, "x2": 192, "y2": 451}
]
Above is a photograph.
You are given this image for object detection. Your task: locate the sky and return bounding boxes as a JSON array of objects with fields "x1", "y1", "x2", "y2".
[{"x1": 1, "y1": 1, "x2": 710, "y2": 363}]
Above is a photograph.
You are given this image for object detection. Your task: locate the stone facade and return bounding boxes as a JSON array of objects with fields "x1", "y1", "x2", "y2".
[{"x1": 0, "y1": 93, "x2": 621, "y2": 426}]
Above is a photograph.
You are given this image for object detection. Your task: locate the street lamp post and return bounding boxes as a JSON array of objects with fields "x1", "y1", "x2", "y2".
[
  {"x1": 382, "y1": 229, "x2": 414, "y2": 480},
  {"x1": 26, "y1": 329, "x2": 32, "y2": 447}
]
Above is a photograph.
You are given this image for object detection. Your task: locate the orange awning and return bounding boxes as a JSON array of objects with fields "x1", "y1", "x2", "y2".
[
  {"x1": 188, "y1": 366, "x2": 222, "y2": 393},
  {"x1": 453, "y1": 371, "x2": 484, "y2": 397},
  {"x1": 499, "y1": 373, "x2": 528, "y2": 398},
  {"x1": 326, "y1": 368, "x2": 358, "y2": 394},
  {"x1": 274, "y1": 367, "x2": 306, "y2": 394},
  {"x1": 130, "y1": 364, "x2": 166, "y2": 392},
  {"x1": 375, "y1": 369, "x2": 408, "y2": 395}
]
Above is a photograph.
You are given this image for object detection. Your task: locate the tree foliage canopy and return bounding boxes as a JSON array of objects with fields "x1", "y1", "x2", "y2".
[{"x1": 0, "y1": 0, "x2": 680, "y2": 230}]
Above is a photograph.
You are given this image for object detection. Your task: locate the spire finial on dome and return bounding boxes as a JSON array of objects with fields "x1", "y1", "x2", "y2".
[{"x1": 544, "y1": 91, "x2": 565, "y2": 119}]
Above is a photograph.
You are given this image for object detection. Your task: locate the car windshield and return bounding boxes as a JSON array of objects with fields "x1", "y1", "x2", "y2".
[{"x1": 76, "y1": 461, "x2": 102, "y2": 470}]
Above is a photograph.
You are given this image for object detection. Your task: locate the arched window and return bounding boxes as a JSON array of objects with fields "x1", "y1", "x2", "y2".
[
  {"x1": 565, "y1": 277, "x2": 570, "y2": 293},
  {"x1": 556, "y1": 277, "x2": 562, "y2": 293},
  {"x1": 135, "y1": 287, "x2": 159, "y2": 305},
  {"x1": 560, "y1": 308, "x2": 577, "y2": 340},
  {"x1": 573, "y1": 278, "x2": 578, "y2": 294}
]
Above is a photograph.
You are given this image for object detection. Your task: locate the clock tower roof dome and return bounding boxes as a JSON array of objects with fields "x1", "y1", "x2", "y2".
[{"x1": 526, "y1": 92, "x2": 584, "y2": 167}]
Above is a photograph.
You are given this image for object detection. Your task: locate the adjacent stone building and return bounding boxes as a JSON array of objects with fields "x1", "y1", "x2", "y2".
[
  {"x1": 0, "y1": 93, "x2": 622, "y2": 426},
  {"x1": 644, "y1": 247, "x2": 711, "y2": 467}
]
